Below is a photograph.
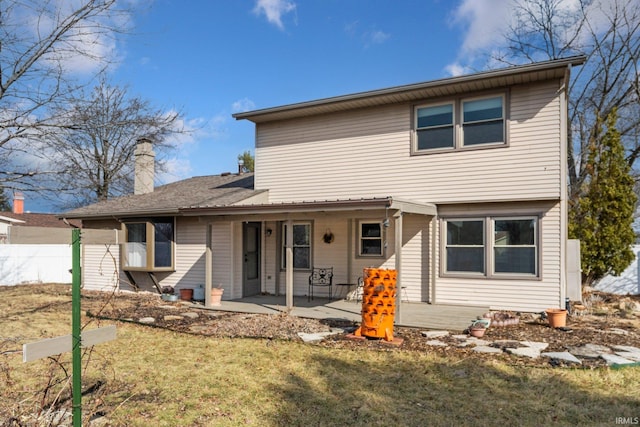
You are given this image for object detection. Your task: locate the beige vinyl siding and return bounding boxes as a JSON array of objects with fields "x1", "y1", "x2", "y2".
[
  {"x1": 400, "y1": 214, "x2": 430, "y2": 302},
  {"x1": 212, "y1": 221, "x2": 233, "y2": 299},
  {"x1": 163, "y1": 217, "x2": 206, "y2": 291},
  {"x1": 82, "y1": 244, "x2": 127, "y2": 292},
  {"x1": 80, "y1": 219, "x2": 126, "y2": 292},
  {"x1": 435, "y1": 201, "x2": 562, "y2": 312},
  {"x1": 255, "y1": 80, "x2": 562, "y2": 205}
]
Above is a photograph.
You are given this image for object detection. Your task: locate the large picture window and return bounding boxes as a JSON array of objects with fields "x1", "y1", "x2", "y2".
[
  {"x1": 443, "y1": 216, "x2": 538, "y2": 277},
  {"x1": 124, "y1": 218, "x2": 175, "y2": 271},
  {"x1": 414, "y1": 94, "x2": 506, "y2": 153},
  {"x1": 359, "y1": 222, "x2": 383, "y2": 256},
  {"x1": 281, "y1": 222, "x2": 311, "y2": 270}
]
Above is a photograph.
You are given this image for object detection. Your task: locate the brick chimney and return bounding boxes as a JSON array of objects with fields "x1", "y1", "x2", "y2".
[
  {"x1": 13, "y1": 192, "x2": 24, "y2": 214},
  {"x1": 134, "y1": 138, "x2": 155, "y2": 195}
]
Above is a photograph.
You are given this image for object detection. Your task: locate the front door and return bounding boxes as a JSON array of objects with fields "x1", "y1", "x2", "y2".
[{"x1": 243, "y1": 222, "x2": 261, "y2": 297}]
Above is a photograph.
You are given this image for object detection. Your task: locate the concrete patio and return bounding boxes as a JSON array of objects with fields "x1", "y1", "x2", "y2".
[{"x1": 194, "y1": 295, "x2": 489, "y2": 331}]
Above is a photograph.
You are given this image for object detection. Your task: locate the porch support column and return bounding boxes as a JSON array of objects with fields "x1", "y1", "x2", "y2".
[
  {"x1": 205, "y1": 223, "x2": 213, "y2": 307},
  {"x1": 285, "y1": 219, "x2": 294, "y2": 311},
  {"x1": 394, "y1": 212, "x2": 403, "y2": 324}
]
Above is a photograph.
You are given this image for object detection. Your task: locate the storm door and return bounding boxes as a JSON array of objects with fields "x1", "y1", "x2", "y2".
[{"x1": 242, "y1": 222, "x2": 261, "y2": 297}]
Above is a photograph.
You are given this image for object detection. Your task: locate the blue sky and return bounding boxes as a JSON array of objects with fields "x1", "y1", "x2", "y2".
[
  {"x1": 105, "y1": 0, "x2": 500, "y2": 186},
  {"x1": 21, "y1": 0, "x2": 557, "y2": 211}
]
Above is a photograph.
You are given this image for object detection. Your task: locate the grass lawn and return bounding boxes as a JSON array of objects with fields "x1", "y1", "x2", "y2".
[{"x1": 1, "y1": 284, "x2": 639, "y2": 426}]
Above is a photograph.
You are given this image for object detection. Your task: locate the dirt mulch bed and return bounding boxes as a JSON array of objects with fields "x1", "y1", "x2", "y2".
[{"x1": 83, "y1": 289, "x2": 640, "y2": 369}]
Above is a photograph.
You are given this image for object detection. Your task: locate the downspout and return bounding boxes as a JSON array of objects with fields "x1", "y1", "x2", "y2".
[
  {"x1": 559, "y1": 66, "x2": 571, "y2": 308},
  {"x1": 286, "y1": 219, "x2": 294, "y2": 311},
  {"x1": 394, "y1": 211, "x2": 403, "y2": 324},
  {"x1": 205, "y1": 223, "x2": 213, "y2": 307}
]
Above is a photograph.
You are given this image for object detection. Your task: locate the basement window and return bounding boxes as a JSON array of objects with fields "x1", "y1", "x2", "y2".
[{"x1": 123, "y1": 218, "x2": 175, "y2": 271}]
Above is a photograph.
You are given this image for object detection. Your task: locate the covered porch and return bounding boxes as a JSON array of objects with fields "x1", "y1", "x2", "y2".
[
  {"x1": 183, "y1": 196, "x2": 441, "y2": 313},
  {"x1": 194, "y1": 295, "x2": 489, "y2": 331}
]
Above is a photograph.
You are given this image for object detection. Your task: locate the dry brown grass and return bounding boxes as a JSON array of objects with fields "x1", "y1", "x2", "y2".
[{"x1": 1, "y1": 284, "x2": 640, "y2": 426}]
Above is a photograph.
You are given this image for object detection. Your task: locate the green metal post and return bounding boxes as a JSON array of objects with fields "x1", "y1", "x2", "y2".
[{"x1": 72, "y1": 229, "x2": 82, "y2": 426}]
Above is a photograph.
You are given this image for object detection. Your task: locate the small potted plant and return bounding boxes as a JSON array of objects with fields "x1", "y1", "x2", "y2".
[
  {"x1": 161, "y1": 286, "x2": 178, "y2": 302},
  {"x1": 468, "y1": 319, "x2": 489, "y2": 338}
]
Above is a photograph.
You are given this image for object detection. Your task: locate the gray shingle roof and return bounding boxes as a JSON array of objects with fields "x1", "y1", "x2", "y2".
[{"x1": 63, "y1": 173, "x2": 260, "y2": 219}]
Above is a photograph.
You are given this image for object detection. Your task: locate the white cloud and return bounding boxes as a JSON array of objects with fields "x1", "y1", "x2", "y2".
[
  {"x1": 446, "y1": 0, "x2": 626, "y2": 75},
  {"x1": 444, "y1": 62, "x2": 468, "y2": 77},
  {"x1": 231, "y1": 98, "x2": 256, "y2": 113},
  {"x1": 253, "y1": 0, "x2": 297, "y2": 30},
  {"x1": 21, "y1": 0, "x2": 131, "y2": 76},
  {"x1": 344, "y1": 21, "x2": 391, "y2": 48},
  {"x1": 451, "y1": 0, "x2": 515, "y2": 58},
  {"x1": 367, "y1": 30, "x2": 390, "y2": 45}
]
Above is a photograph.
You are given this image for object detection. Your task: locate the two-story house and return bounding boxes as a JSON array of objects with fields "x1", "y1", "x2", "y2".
[{"x1": 64, "y1": 56, "x2": 585, "y2": 312}]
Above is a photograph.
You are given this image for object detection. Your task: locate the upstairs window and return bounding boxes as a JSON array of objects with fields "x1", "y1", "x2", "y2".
[
  {"x1": 416, "y1": 104, "x2": 454, "y2": 150},
  {"x1": 414, "y1": 94, "x2": 506, "y2": 153},
  {"x1": 124, "y1": 218, "x2": 175, "y2": 271},
  {"x1": 462, "y1": 96, "x2": 504, "y2": 146}
]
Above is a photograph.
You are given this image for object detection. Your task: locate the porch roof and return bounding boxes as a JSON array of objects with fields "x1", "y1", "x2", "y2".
[{"x1": 180, "y1": 196, "x2": 437, "y2": 217}]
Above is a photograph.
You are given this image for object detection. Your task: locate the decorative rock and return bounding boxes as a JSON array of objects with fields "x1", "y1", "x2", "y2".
[
  {"x1": 614, "y1": 351, "x2": 640, "y2": 362},
  {"x1": 601, "y1": 353, "x2": 636, "y2": 366},
  {"x1": 425, "y1": 340, "x2": 448, "y2": 347},
  {"x1": 506, "y1": 347, "x2": 542, "y2": 358},
  {"x1": 473, "y1": 345, "x2": 503, "y2": 354},
  {"x1": 182, "y1": 312, "x2": 200, "y2": 319},
  {"x1": 568, "y1": 343, "x2": 611, "y2": 358},
  {"x1": 297, "y1": 330, "x2": 342, "y2": 343},
  {"x1": 421, "y1": 330, "x2": 449, "y2": 339},
  {"x1": 163, "y1": 315, "x2": 184, "y2": 321},
  {"x1": 519, "y1": 341, "x2": 549, "y2": 351},
  {"x1": 493, "y1": 340, "x2": 523, "y2": 349},
  {"x1": 138, "y1": 317, "x2": 155, "y2": 324},
  {"x1": 466, "y1": 338, "x2": 490, "y2": 346},
  {"x1": 611, "y1": 345, "x2": 640, "y2": 353},
  {"x1": 159, "y1": 305, "x2": 178, "y2": 310},
  {"x1": 541, "y1": 351, "x2": 582, "y2": 364},
  {"x1": 451, "y1": 334, "x2": 469, "y2": 340},
  {"x1": 189, "y1": 325, "x2": 209, "y2": 333}
]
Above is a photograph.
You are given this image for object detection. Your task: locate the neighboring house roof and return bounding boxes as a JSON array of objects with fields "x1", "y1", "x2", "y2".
[
  {"x1": 233, "y1": 56, "x2": 586, "y2": 124},
  {"x1": 63, "y1": 173, "x2": 262, "y2": 219},
  {"x1": 0, "y1": 212, "x2": 80, "y2": 228}
]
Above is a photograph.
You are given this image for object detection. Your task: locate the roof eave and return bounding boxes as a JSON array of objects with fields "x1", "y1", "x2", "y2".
[{"x1": 233, "y1": 56, "x2": 587, "y2": 124}]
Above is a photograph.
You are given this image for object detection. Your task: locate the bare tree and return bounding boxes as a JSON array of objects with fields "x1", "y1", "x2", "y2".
[
  {"x1": 0, "y1": 0, "x2": 130, "y2": 189},
  {"x1": 43, "y1": 77, "x2": 185, "y2": 208},
  {"x1": 495, "y1": 0, "x2": 640, "y2": 203}
]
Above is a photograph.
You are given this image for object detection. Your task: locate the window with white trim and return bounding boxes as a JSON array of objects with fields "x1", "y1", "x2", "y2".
[
  {"x1": 123, "y1": 218, "x2": 175, "y2": 271},
  {"x1": 359, "y1": 221, "x2": 383, "y2": 256},
  {"x1": 281, "y1": 222, "x2": 311, "y2": 269},
  {"x1": 414, "y1": 94, "x2": 506, "y2": 153},
  {"x1": 443, "y1": 216, "x2": 538, "y2": 277}
]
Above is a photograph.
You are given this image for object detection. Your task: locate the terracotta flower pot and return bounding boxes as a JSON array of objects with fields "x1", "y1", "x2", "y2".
[
  {"x1": 211, "y1": 288, "x2": 224, "y2": 306},
  {"x1": 469, "y1": 327, "x2": 486, "y2": 338},
  {"x1": 179, "y1": 288, "x2": 193, "y2": 301},
  {"x1": 546, "y1": 308, "x2": 567, "y2": 328}
]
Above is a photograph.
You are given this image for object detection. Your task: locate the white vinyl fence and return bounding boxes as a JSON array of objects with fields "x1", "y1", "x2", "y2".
[{"x1": 0, "y1": 244, "x2": 72, "y2": 285}]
